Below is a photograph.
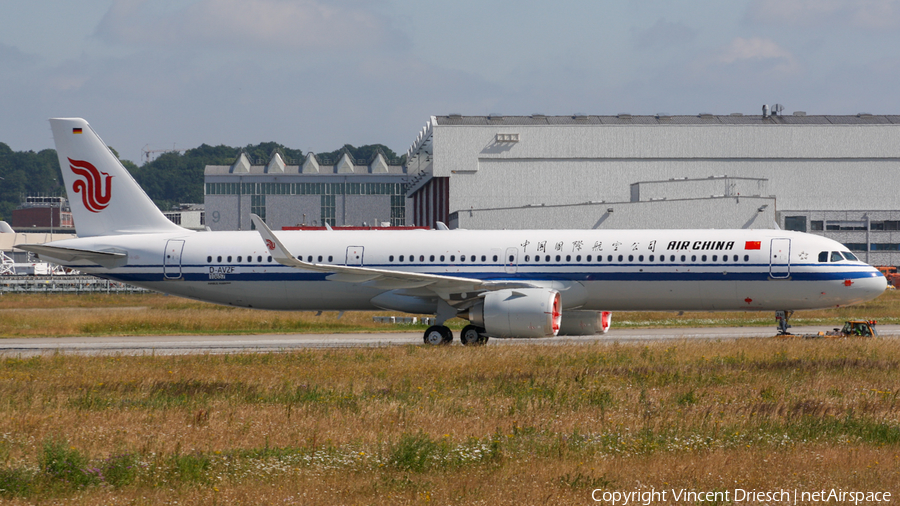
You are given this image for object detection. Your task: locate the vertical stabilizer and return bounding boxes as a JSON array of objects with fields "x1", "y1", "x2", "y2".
[{"x1": 49, "y1": 118, "x2": 185, "y2": 237}]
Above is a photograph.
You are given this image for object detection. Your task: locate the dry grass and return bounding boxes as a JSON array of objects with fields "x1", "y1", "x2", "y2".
[
  {"x1": 1, "y1": 290, "x2": 900, "y2": 338},
  {"x1": 0, "y1": 339, "x2": 898, "y2": 503}
]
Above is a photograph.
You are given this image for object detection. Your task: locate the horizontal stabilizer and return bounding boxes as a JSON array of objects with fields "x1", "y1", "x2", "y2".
[{"x1": 17, "y1": 244, "x2": 127, "y2": 269}]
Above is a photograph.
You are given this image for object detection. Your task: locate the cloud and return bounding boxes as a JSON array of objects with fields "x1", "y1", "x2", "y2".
[
  {"x1": 95, "y1": 0, "x2": 407, "y2": 53},
  {"x1": 747, "y1": 0, "x2": 900, "y2": 29},
  {"x1": 631, "y1": 18, "x2": 697, "y2": 50},
  {"x1": 717, "y1": 37, "x2": 794, "y2": 65},
  {"x1": 0, "y1": 42, "x2": 38, "y2": 71}
]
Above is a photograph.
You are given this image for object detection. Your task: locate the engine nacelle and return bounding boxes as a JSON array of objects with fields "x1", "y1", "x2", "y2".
[
  {"x1": 558, "y1": 311, "x2": 612, "y2": 335},
  {"x1": 468, "y1": 288, "x2": 561, "y2": 338}
]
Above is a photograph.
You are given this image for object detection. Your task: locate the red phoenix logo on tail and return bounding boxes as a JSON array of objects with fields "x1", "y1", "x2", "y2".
[{"x1": 68, "y1": 158, "x2": 113, "y2": 213}]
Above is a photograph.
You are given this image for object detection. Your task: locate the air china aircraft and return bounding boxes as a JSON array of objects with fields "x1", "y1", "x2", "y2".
[{"x1": 21, "y1": 118, "x2": 887, "y2": 345}]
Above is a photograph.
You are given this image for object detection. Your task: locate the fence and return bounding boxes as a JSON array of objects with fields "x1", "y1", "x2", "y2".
[{"x1": 0, "y1": 275, "x2": 149, "y2": 294}]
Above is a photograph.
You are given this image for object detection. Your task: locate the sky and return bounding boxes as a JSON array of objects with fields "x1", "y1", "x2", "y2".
[{"x1": 2, "y1": 0, "x2": 900, "y2": 163}]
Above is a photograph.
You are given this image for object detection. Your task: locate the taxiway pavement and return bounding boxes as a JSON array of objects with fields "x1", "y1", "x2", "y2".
[{"x1": 1, "y1": 325, "x2": 897, "y2": 356}]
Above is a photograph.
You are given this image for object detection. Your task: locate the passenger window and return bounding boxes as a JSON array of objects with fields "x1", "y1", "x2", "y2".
[
  {"x1": 460, "y1": 255, "x2": 465, "y2": 262},
  {"x1": 317, "y1": 256, "x2": 323, "y2": 262},
  {"x1": 587, "y1": 255, "x2": 592, "y2": 262},
  {"x1": 556, "y1": 255, "x2": 561, "y2": 262},
  {"x1": 481, "y1": 255, "x2": 486, "y2": 262},
  {"x1": 566, "y1": 255, "x2": 571, "y2": 262},
  {"x1": 267, "y1": 256, "x2": 272, "y2": 262},
  {"x1": 830, "y1": 251, "x2": 843, "y2": 262},
  {"x1": 409, "y1": 255, "x2": 414, "y2": 262},
  {"x1": 493, "y1": 255, "x2": 498, "y2": 262},
  {"x1": 649, "y1": 255, "x2": 653, "y2": 262},
  {"x1": 227, "y1": 256, "x2": 232, "y2": 263},
  {"x1": 525, "y1": 255, "x2": 530, "y2": 262},
  {"x1": 691, "y1": 255, "x2": 696, "y2": 262},
  {"x1": 207, "y1": 256, "x2": 212, "y2": 263},
  {"x1": 471, "y1": 255, "x2": 476, "y2": 262},
  {"x1": 733, "y1": 255, "x2": 738, "y2": 262},
  {"x1": 217, "y1": 256, "x2": 222, "y2": 262},
  {"x1": 618, "y1": 255, "x2": 623, "y2": 262},
  {"x1": 818, "y1": 251, "x2": 828, "y2": 262},
  {"x1": 450, "y1": 255, "x2": 455, "y2": 262},
  {"x1": 508, "y1": 255, "x2": 514, "y2": 262},
  {"x1": 546, "y1": 255, "x2": 551, "y2": 262},
  {"x1": 628, "y1": 255, "x2": 633, "y2": 262},
  {"x1": 420, "y1": 255, "x2": 425, "y2": 262},
  {"x1": 429, "y1": 255, "x2": 434, "y2": 262},
  {"x1": 399, "y1": 255, "x2": 404, "y2": 262},
  {"x1": 607, "y1": 255, "x2": 613, "y2": 262},
  {"x1": 711, "y1": 255, "x2": 716, "y2": 262},
  {"x1": 389, "y1": 255, "x2": 394, "y2": 262},
  {"x1": 671, "y1": 255, "x2": 676, "y2": 262},
  {"x1": 701, "y1": 255, "x2": 706, "y2": 262},
  {"x1": 638, "y1": 255, "x2": 644, "y2": 262},
  {"x1": 743, "y1": 254, "x2": 749, "y2": 261},
  {"x1": 248, "y1": 256, "x2": 252, "y2": 263},
  {"x1": 328, "y1": 256, "x2": 333, "y2": 262},
  {"x1": 680, "y1": 255, "x2": 686, "y2": 262},
  {"x1": 237, "y1": 256, "x2": 242, "y2": 262},
  {"x1": 306, "y1": 256, "x2": 312, "y2": 262},
  {"x1": 576, "y1": 255, "x2": 581, "y2": 261},
  {"x1": 440, "y1": 255, "x2": 445, "y2": 262}
]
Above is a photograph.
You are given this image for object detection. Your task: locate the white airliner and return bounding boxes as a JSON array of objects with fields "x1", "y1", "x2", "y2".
[{"x1": 20, "y1": 118, "x2": 887, "y2": 345}]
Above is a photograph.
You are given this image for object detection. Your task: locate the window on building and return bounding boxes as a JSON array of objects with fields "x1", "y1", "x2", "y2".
[
  {"x1": 390, "y1": 195, "x2": 406, "y2": 226},
  {"x1": 826, "y1": 221, "x2": 866, "y2": 231},
  {"x1": 871, "y1": 243, "x2": 900, "y2": 251},
  {"x1": 810, "y1": 220, "x2": 824, "y2": 231},
  {"x1": 251, "y1": 195, "x2": 266, "y2": 222},
  {"x1": 844, "y1": 243, "x2": 867, "y2": 252},
  {"x1": 320, "y1": 195, "x2": 335, "y2": 226},
  {"x1": 784, "y1": 216, "x2": 807, "y2": 232}
]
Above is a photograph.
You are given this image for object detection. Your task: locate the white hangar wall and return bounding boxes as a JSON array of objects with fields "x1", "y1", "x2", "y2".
[
  {"x1": 430, "y1": 123, "x2": 900, "y2": 212},
  {"x1": 404, "y1": 114, "x2": 900, "y2": 264}
]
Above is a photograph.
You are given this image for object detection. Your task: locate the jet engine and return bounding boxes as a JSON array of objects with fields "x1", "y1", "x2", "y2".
[
  {"x1": 558, "y1": 311, "x2": 612, "y2": 335},
  {"x1": 467, "y1": 288, "x2": 561, "y2": 338}
]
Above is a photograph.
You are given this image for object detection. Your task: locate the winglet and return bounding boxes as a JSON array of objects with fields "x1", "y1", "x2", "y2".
[{"x1": 250, "y1": 214, "x2": 300, "y2": 267}]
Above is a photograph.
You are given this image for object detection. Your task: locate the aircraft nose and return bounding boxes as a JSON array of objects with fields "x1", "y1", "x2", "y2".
[{"x1": 858, "y1": 268, "x2": 888, "y2": 299}]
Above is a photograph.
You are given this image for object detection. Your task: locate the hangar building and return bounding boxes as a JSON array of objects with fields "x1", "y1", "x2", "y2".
[
  {"x1": 204, "y1": 150, "x2": 407, "y2": 231},
  {"x1": 404, "y1": 111, "x2": 900, "y2": 265}
]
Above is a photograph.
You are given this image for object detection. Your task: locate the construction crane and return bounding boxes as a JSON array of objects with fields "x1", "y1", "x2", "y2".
[{"x1": 142, "y1": 144, "x2": 187, "y2": 164}]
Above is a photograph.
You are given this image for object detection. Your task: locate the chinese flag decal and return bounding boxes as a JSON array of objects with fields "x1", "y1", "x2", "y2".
[{"x1": 745, "y1": 241, "x2": 761, "y2": 250}]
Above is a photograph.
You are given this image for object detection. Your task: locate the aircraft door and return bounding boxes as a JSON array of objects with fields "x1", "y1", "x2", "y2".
[
  {"x1": 346, "y1": 246, "x2": 364, "y2": 266},
  {"x1": 505, "y1": 247, "x2": 518, "y2": 274},
  {"x1": 164, "y1": 240, "x2": 185, "y2": 280},
  {"x1": 769, "y1": 238, "x2": 791, "y2": 279}
]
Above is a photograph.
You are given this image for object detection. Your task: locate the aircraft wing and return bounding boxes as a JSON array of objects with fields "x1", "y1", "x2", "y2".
[
  {"x1": 17, "y1": 244, "x2": 127, "y2": 269},
  {"x1": 250, "y1": 214, "x2": 533, "y2": 295}
]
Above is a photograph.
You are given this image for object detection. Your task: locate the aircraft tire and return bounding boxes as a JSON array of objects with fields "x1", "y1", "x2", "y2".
[
  {"x1": 424, "y1": 325, "x2": 451, "y2": 345},
  {"x1": 460, "y1": 325, "x2": 487, "y2": 346}
]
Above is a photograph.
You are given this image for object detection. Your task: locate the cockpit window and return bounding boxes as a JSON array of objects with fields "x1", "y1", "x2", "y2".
[
  {"x1": 830, "y1": 251, "x2": 844, "y2": 262},
  {"x1": 818, "y1": 251, "x2": 828, "y2": 262},
  {"x1": 843, "y1": 251, "x2": 859, "y2": 261}
]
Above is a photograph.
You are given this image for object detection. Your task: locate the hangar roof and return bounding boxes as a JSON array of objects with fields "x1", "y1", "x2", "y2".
[{"x1": 433, "y1": 114, "x2": 900, "y2": 126}]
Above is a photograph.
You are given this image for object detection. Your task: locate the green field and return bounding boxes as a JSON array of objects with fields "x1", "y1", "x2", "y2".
[
  {"x1": 0, "y1": 292, "x2": 898, "y2": 504},
  {"x1": 1, "y1": 290, "x2": 899, "y2": 338},
  {"x1": 0, "y1": 340, "x2": 898, "y2": 504}
]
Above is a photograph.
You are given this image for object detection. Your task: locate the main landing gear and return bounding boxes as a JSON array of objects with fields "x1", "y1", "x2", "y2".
[
  {"x1": 422, "y1": 324, "x2": 489, "y2": 346},
  {"x1": 422, "y1": 299, "x2": 489, "y2": 346}
]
